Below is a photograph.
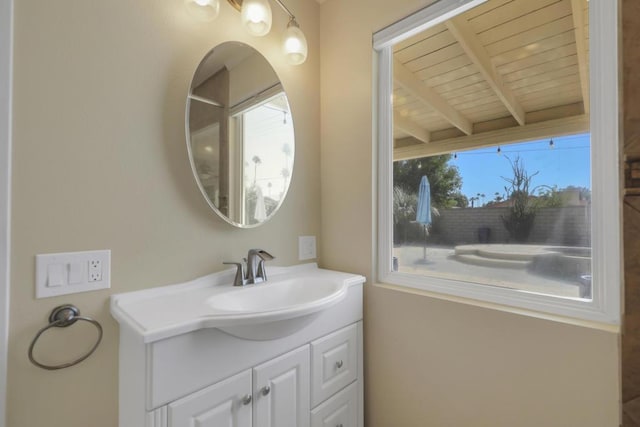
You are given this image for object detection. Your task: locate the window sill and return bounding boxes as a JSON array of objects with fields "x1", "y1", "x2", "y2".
[{"x1": 372, "y1": 280, "x2": 620, "y2": 334}]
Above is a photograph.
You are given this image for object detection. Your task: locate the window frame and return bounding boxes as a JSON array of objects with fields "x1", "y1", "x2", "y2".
[{"x1": 374, "y1": 0, "x2": 622, "y2": 325}]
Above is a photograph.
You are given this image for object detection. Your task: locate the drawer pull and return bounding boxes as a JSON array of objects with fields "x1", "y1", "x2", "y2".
[
  {"x1": 261, "y1": 385, "x2": 271, "y2": 396},
  {"x1": 335, "y1": 360, "x2": 344, "y2": 369},
  {"x1": 336, "y1": 424, "x2": 343, "y2": 427},
  {"x1": 241, "y1": 394, "x2": 252, "y2": 405}
]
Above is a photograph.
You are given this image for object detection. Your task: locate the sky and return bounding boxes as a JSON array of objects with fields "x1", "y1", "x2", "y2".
[{"x1": 450, "y1": 133, "x2": 590, "y2": 205}]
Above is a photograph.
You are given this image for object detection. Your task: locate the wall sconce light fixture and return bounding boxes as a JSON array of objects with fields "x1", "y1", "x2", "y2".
[{"x1": 185, "y1": 0, "x2": 308, "y2": 65}]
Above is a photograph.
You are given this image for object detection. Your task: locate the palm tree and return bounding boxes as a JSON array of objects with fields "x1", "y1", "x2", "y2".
[
  {"x1": 281, "y1": 168, "x2": 290, "y2": 198},
  {"x1": 393, "y1": 186, "x2": 416, "y2": 244}
]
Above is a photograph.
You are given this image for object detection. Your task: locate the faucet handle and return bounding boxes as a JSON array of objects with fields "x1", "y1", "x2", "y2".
[
  {"x1": 257, "y1": 260, "x2": 268, "y2": 282},
  {"x1": 223, "y1": 262, "x2": 246, "y2": 286}
]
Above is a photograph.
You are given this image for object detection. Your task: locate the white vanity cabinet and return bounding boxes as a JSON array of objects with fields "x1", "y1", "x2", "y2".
[
  {"x1": 147, "y1": 322, "x2": 361, "y2": 427},
  {"x1": 111, "y1": 265, "x2": 365, "y2": 427}
]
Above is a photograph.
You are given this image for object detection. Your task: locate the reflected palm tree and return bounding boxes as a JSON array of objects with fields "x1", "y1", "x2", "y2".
[
  {"x1": 252, "y1": 155, "x2": 262, "y2": 185},
  {"x1": 282, "y1": 143, "x2": 292, "y2": 169}
]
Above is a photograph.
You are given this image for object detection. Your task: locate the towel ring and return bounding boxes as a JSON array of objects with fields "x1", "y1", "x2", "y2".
[{"x1": 28, "y1": 304, "x2": 103, "y2": 370}]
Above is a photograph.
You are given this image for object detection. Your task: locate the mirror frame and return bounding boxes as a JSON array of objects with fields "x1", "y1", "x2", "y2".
[{"x1": 185, "y1": 42, "x2": 295, "y2": 228}]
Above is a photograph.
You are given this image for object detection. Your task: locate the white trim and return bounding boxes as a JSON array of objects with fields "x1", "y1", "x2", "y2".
[
  {"x1": 588, "y1": 0, "x2": 622, "y2": 324},
  {"x1": 0, "y1": 0, "x2": 11, "y2": 424},
  {"x1": 372, "y1": 0, "x2": 486, "y2": 50},
  {"x1": 377, "y1": 47, "x2": 394, "y2": 277},
  {"x1": 374, "y1": 282, "x2": 620, "y2": 334},
  {"x1": 375, "y1": 0, "x2": 621, "y2": 325}
]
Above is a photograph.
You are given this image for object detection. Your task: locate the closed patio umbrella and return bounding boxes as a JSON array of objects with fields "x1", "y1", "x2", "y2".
[{"x1": 416, "y1": 175, "x2": 431, "y2": 262}]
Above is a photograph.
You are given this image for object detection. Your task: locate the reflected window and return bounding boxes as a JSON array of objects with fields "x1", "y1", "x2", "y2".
[{"x1": 231, "y1": 92, "x2": 294, "y2": 225}]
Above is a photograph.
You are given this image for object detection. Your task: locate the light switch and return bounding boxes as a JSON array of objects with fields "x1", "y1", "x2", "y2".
[
  {"x1": 47, "y1": 264, "x2": 64, "y2": 287},
  {"x1": 36, "y1": 250, "x2": 110, "y2": 298},
  {"x1": 68, "y1": 262, "x2": 83, "y2": 284},
  {"x1": 299, "y1": 235, "x2": 317, "y2": 260}
]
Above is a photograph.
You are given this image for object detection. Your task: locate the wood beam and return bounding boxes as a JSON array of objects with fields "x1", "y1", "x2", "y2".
[
  {"x1": 394, "y1": 59, "x2": 473, "y2": 135},
  {"x1": 394, "y1": 114, "x2": 430, "y2": 143},
  {"x1": 570, "y1": 0, "x2": 590, "y2": 114},
  {"x1": 446, "y1": 16, "x2": 526, "y2": 126},
  {"x1": 394, "y1": 114, "x2": 588, "y2": 160}
]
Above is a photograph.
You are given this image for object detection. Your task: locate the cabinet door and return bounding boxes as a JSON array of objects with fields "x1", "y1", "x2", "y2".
[
  {"x1": 311, "y1": 382, "x2": 358, "y2": 427},
  {"x1": 168, "y1": 370, "x2": 252, "y2": 427},
  {"x1": 253, "y1": 345, "x2": 310, "y2": 427}
]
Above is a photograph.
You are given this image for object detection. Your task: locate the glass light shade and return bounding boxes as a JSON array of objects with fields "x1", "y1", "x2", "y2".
[
  {"x1": 184, "y1": 0, "x2": 220, "y2": 22},
  {"x1": 241, "y1": 0, "x2": 272, "y2": 37},
  {"x1": 282, "y1": 22, "x2": 308, "y2": 65}
]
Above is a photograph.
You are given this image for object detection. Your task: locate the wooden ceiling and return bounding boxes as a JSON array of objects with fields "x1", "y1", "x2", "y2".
[{"x1": 393, "y1": 0, "x2": 589, "y2": 160}]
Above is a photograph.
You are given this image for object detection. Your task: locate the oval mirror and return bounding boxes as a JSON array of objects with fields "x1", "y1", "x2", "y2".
[{"x1": 186, "y1": 42, "x2": 295, "y2": 227}]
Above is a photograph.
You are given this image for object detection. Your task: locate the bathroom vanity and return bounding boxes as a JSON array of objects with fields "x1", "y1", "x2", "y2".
[{"x1": 110, "y1": 264, "x2": 365, "y2": 427}]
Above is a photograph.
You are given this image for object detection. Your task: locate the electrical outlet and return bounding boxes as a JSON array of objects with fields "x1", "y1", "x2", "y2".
[{"x1": 88, "y1": 259, "x2": 102, "y2": 282}]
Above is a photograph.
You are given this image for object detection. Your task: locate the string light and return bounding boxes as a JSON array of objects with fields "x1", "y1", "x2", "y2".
[{"x1": 451, "y1": 145, "x2": 589, "y2": 158}]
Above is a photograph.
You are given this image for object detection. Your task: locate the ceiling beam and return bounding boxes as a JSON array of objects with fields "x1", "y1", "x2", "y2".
[
  {"x1": 570, "y1": 0, "x2": 590, "y2": 114},
  {"x1": 394, "y1": 114, "x2": 588, "y2": 160},
  {"x1": 446, "y1": 16, "x2": 526, "y2": 126},
  {"x1": 394, "y1": 114, "x2": 430, "y2": 143},
  {"x1": 394, "y1": 59, "x2": 473, "y2": 135}
]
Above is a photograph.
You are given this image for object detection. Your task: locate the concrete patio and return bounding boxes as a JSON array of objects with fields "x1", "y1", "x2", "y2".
[{"x1": 393, "y1": 244, "x2": 589, "y2": 298}]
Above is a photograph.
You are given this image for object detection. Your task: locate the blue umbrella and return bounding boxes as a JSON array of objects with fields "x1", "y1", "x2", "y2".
[
  {"x1": 415, "y1": 175, "x2": 431, "y2": 262},
  {"x1": 416, "y1": 175, "x2": 431, "y2": 225}
]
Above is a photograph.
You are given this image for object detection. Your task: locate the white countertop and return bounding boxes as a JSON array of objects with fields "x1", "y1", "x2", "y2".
[{"x1": 110, "y1": 263, "x2": 365, "y2": 343}]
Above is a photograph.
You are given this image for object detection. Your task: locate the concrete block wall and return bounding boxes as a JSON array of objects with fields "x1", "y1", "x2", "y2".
[{"x1": 430, "y1": 206, "x2": 591, "y2": 246}]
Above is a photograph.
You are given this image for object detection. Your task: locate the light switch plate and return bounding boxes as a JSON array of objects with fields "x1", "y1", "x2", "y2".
[
  {"x1": 36, "y1": 250, "x2": 111, "y2": 298},
  {"x1": 298, "y1": 236, "x2": 317, "y2": 261}
]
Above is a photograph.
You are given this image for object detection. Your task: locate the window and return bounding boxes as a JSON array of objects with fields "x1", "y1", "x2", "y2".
[{"x1": 374, "y1": 0, "x2": 621, "y2": 324}]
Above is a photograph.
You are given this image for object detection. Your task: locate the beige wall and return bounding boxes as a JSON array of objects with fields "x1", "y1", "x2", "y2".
[
  {"x1": 8, "y1": 0, "x2": 319, "y2": 426},
  {"x1": 319, "y1": 1, "x2": 621, "y2": 426}
]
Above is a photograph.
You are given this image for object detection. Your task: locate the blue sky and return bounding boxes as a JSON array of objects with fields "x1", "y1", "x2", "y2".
[{"x1": 451, "y1": 133, "x2": 590, "y2": 204}]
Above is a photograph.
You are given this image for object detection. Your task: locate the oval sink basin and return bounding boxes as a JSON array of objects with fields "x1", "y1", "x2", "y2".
[
  {"x1": 207, "y1": 278, "x2": 344, "y2": 313},
  {"x1": 205, "y1": 277, "x2": 348, "y2": 340}
]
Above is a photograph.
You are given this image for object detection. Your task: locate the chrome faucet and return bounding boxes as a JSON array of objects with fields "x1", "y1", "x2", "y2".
[{"x1": 223, "y1": 249, "x2": 274, "y2": 286}]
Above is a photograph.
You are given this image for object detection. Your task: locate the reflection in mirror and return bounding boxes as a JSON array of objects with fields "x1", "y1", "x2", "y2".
[{"x1": 187, "y1": 42, "x2": 294, "y2": 227}]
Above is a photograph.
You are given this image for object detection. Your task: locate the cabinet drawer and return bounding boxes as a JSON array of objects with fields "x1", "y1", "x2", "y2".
[
  {"x1": 311, "y1": 382, "x2": 358, "y2": 427},
  {"x1": 311, "y1": 324, "x2": 358, "y2": 407}
]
